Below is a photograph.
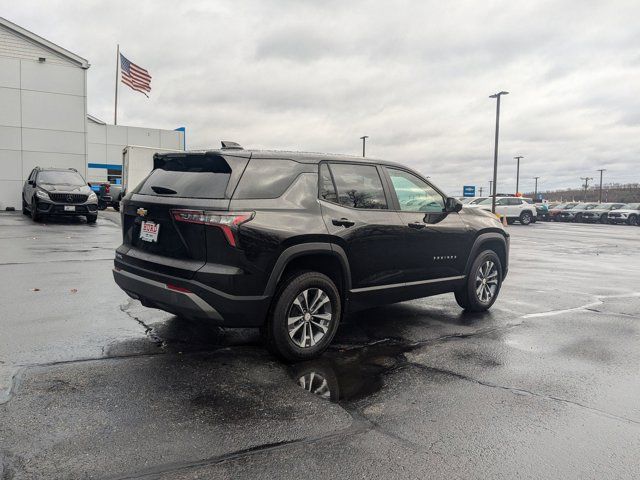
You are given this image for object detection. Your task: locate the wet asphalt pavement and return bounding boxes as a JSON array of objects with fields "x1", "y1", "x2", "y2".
[{"x1": 1, "y1": 210, "x2": 639, "y2": 479}]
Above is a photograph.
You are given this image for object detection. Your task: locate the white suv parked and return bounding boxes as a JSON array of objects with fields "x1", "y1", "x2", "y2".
[{"x1": 469, "y1": 196, "x2": 537, "y2": 225}]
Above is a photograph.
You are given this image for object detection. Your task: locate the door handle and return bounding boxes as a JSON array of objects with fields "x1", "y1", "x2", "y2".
[
  {"x1": 332, "y1": 218, "x2": 355, "y2": 227},
  {"x1": 408, "y1": 222, "x2": 426, "y2": 229}
]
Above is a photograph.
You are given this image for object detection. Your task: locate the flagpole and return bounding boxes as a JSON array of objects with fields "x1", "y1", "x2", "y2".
[{"x1": 114, "y1": 44, "x2": 119, "y2": 125}]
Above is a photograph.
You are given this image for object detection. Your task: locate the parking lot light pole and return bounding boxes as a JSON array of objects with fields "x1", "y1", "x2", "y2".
[
  {"x1": 489, "y1": 91, "x2": 509, "y2": 213},
  {"x1": 533, "y1": 176, "x2": 540, "y2": 198},
  {"x1": 360, "y1": 136, "x2": 369, "y2": 157},
  {"x1": 489, "y1": 180, "x2": 493, "y2": 196},
  {"x1": 514, "y1": 156, "x2": 523, "y2": 194},
  {"x1": 597, "y1": 169, "x2": 606, "y2": 203}
]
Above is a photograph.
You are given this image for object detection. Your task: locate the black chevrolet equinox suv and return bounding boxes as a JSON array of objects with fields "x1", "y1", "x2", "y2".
[{"x1": 113, "y1": 143, "x2": 509, "y2": 360}]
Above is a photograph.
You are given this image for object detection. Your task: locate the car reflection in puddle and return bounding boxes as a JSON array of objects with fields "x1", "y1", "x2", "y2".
[{"x1": 289, "y1": 342, "x2": 416, "y2": 403}]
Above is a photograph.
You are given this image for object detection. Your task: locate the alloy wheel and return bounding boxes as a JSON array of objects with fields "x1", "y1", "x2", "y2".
[
  {"x1": 475, "y1": 260, "x2": 499, "y2": 303},
  {"x1": 287, "y1": 288, "x2": 333, "y2": 348}
]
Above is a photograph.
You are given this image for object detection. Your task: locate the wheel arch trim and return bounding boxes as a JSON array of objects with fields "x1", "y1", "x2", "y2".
[
  {"x1": 263, "y1": 242, "x2": 351, "y2": 296},
  {"x1": 464, "y1": 232, "x2": 509, "y2": 278}
]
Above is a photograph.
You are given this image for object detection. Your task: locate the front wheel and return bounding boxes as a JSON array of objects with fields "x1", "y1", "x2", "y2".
[
  {"x1": 629, "y1": 215, "x2": 638, "y2": 226},
  {"x1": 30, "y1": 199, "x2": 41, "y2": 222},
  {"x1": 22, "y1": 197, "x2": 29, "y2": 215},
  {"x1": 86, "y1": 214, "x2": 97, "y2": 224},
  {"x1": 455, "y1": 250, "x2": 503, "y2": 312},
  {"x1": 600, "y1": 214, "x2": 608, "y2": 224},
  {"x1": 264, "y1": 271, "x2": 341, "y2": 362}
]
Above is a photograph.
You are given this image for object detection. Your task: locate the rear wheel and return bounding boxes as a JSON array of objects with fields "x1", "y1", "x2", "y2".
[
  {"x1": 600, "y1": 214, "x2": 608, "y2": 224},
  {"x1": 519, "y1": 211, "x2": 532, "y2": 225},
  {"x1": 455, "y1": 250, "x2": 503, "y2": 312},
  {"x1": 113, "y1": 202, "x2": 120, "y2": 212},
  {"x1": 264, "y1": 271, "x2": 341, "y2": 362}
]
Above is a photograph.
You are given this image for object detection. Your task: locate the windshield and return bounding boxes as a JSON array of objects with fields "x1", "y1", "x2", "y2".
[
  {"x1": 478, "y1": 198, "x2": 494, "y2": 205},
  {"x1": 622, "y1": 203, "x2": 640, "y2": 210},
  {"x1": 468, "y1": 197, "x2": 487, "y2": 205},
  {"x1": 37, "y1": 170, "x2": 86, "y2": 186}
]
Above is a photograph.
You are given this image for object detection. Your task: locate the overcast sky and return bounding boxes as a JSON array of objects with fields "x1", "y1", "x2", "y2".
[{"x1": 5, "y1": 0, "x2": 640, "y2": 194}]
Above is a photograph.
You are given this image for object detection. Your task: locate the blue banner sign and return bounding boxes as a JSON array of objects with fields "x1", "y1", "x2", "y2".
[{"x1": 463, "y1": 185, "x2": 476, "y2": 197}]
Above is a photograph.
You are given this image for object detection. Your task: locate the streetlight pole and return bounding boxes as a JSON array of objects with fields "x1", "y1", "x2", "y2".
[
  {"x1": 533, "y1": 176, "x2": 540, "y2": 198},
  {"x1": 580, "y1": 177, "x2": 593, "y2": 202},
  {"x1": 597, "y1": 169, "x2": 606, "y2": 203},
  {"x1": 360, "y1": 136, "x2": 369, "y2": 157},
  {"x1": 489, "y1": 180, "x2": 493, "y2": 197},
  {"x1": 514, "y1": 156, "x2": 523, "y2": 194},
  {"x1": 489, "y1": 91, "x2": 509, "y2": 213}
]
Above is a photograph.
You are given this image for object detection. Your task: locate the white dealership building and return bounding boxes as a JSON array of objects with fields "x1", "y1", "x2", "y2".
[{"x1": 0, "y1": 17, "x2": 184, "y2": 210}]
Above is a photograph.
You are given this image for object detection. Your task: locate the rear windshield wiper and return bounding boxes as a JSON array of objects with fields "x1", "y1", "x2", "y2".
[{"x1": 150, "y1": 185, "x2": 178, "y2": 195}]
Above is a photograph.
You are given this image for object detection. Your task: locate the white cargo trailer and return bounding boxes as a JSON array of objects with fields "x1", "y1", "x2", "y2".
[{"x1": 122, "y1": 146, "x2": 180, "y2": 195}]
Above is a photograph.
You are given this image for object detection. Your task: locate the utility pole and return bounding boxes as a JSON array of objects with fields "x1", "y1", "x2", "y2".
[
  {"x1": 360, "y1": 136, "x2": 369, "y2": 157},
  {"x1": 597, "y1": 169, "x2": 606, "y2": 203},
  {"x1": 489, "y1": 180, "x2": 493, "y2": 197},
  {"x1": 479, "y1": 186, "x2": 483, "y2": 196},
  {"x1": 514, "y1": 156, "x2": 523, "y2": 194},
  {"x1": 580, "y1": 177, "x2": 593, "y2": 202},
  {"x1": 533, "y1": 176, "x2": 540, "y2": 198},
  {"x1": 489, "y1": 91, "x2": 509, "y2": 213}
]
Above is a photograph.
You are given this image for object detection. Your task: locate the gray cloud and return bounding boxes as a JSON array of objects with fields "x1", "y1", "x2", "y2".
[{"x1": 4, "y1": 0, "x2": 640, "y2": 193}]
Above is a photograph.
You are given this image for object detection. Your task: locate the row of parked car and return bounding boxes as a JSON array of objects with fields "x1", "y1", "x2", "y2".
[
  {"x1": 544, "y1": 202, "x2": 640, "y2": 225},
  {"x1": 458, "y1": 196, "x2": 640, "y2": 226}
]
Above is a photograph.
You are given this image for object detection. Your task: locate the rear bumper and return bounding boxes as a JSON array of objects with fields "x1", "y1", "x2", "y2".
[{"x1": 112, "y1": 262, "x2": 271, "y2": 327}]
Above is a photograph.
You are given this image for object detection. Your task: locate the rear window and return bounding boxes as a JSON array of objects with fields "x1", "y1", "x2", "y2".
[
  {"x1": 137, "y1": 154, "x2": 231, "y2": 198},
  {"x1": 233, "y1": 159, "x2": 309, "y2": 199}
]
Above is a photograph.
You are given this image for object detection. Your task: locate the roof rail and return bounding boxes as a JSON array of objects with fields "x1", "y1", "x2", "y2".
[{"x1": 221, "y1": 141, "x2": 243, "y2": 150}]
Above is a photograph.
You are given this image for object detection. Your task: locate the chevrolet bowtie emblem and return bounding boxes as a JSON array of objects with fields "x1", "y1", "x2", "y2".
[{"x1": 136, "y1": 208, "x2": 148, "y2": 217}]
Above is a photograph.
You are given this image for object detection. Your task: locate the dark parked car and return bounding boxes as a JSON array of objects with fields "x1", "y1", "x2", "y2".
[
  {"x1": 22, "y1": 167, "x2": 99, "y2": 223},
  {"x1": 548, "y1": 202, "x2": 579, "y2": 221},
  {"x1": 558, "y1": 203, "x2": 599, "y2": 222},
  {"x1": 113, "y1": 144, "x2": 510, "y2": 360}
]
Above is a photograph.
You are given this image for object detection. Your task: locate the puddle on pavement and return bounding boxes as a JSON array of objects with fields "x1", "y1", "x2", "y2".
[{"x1": 289, "y1": 342, "x2": 417, "y2": 403}]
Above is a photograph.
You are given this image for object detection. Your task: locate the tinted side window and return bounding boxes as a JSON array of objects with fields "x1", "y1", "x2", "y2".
[
  {"x1": 319, "y1": 163, "x2": 337, "y2": 202},
  {"x1": 329, "y1": 163, "x2": 387, "y2": 209},
  {"x1": 234, "y1": 159, "x2": 306, "y2": 199},
  {"x1": 507, "y1": 198, "x2": 522, "y2": 205},
  {"x1": 387, "y1": 168, "x2": 444, "y2": 213},
  {"x1": 496, "y1": 198, "x2": 509, "y2": 205}
]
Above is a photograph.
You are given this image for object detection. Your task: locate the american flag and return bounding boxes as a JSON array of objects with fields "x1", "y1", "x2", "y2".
[{"x1": 120, "y1": 53, "x2": 151, "y2": 97}]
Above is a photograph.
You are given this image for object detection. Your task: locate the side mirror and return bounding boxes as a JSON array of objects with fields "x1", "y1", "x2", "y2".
[
  {"x1": 28, "y1": 180, "x2": 35, "y2": 186},
  {"x1": 445, "y1": 197, "x2": 463, "y2": 213}
]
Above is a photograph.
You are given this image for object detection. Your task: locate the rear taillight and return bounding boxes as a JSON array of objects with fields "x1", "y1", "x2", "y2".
[
  {"x1": 171, "y1": 209, "x2": 254, "y2": 247},
  {"x1": 104, "y1": 183, "x2": 110, "y2": 194}
]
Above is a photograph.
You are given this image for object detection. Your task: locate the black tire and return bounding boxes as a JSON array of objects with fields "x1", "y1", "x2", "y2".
[
  {"x1": 86, "y1": 214, "x2": 97, "y2": 224},
  {"x1": 97, "y1": 200, "x2": 107, "y2": 211},
  {"x1": 506, "y1": 218, "x2": 515, "y2": 225},
  {"x1": 629, "y1": 215, "x2": 638, "y2": 226},
  {"x1": 113, "y1": 202, "x2": 120, "y2": 212},
  {"x1": 599, "y1": 214, "x2": 608, "y2": 224},
  {"x1": 30, "y1": 199, "x2": 40, "y2": 222},
  {"x1": 573, "y1": 213, "x2": 582, "y2": 223},
  {"x1": 22, "y1": 197, "x2": 29, "y2": 215},
  {"x1": 264, "y1": 271, "x2": 341, "y2": 362},
  {"x1": 455, "y1": 250, "x2": 503, "y2": 312},
  {"x1": 519, "y1": 211, "x2": 532, "y2": 225}
]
